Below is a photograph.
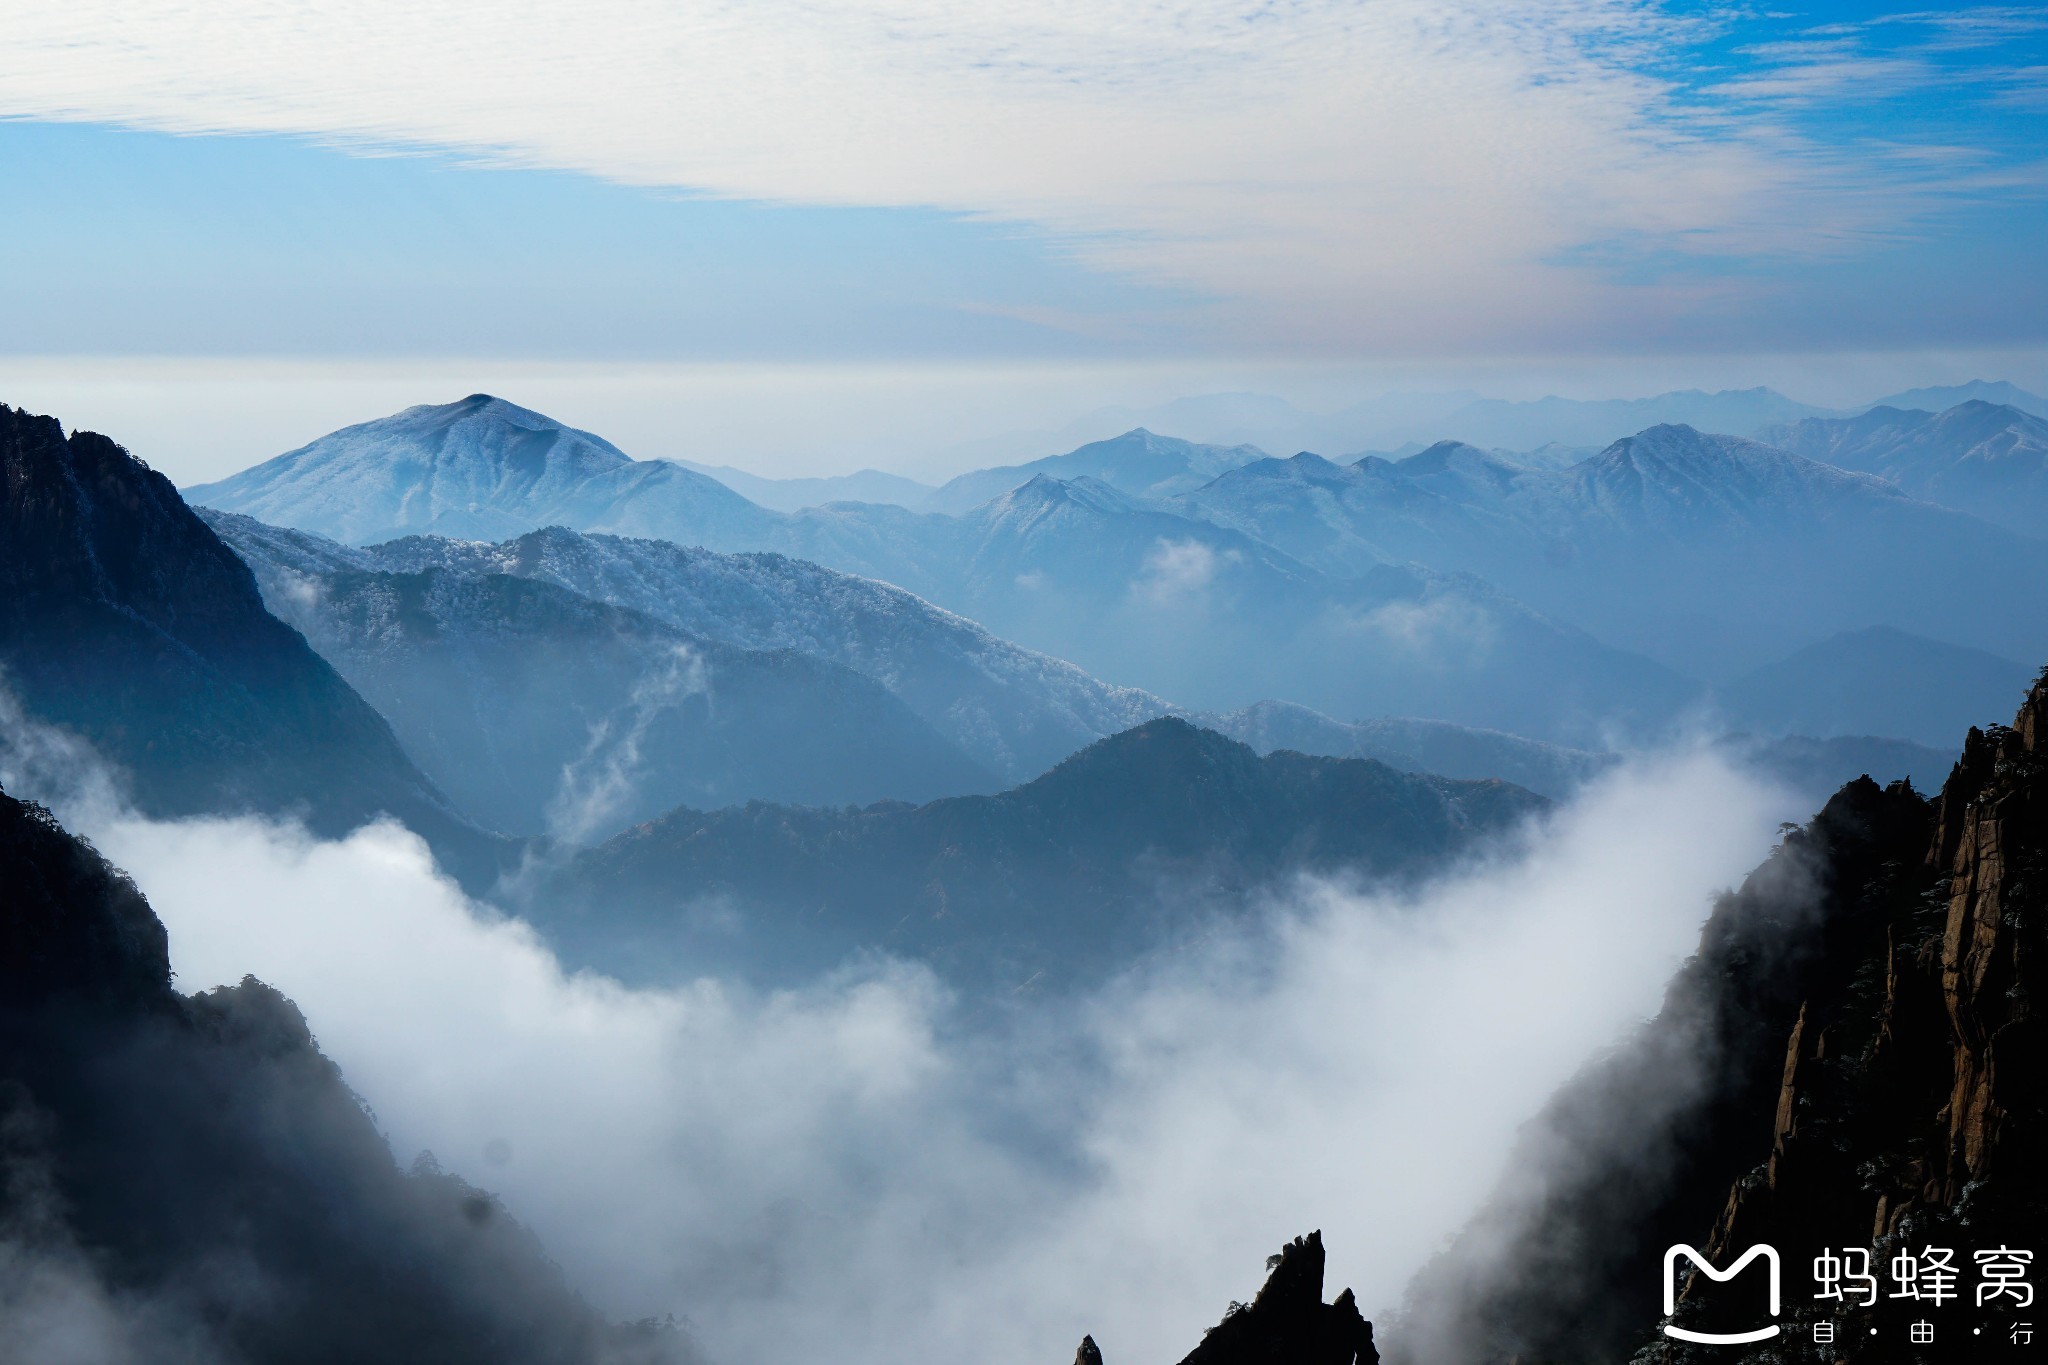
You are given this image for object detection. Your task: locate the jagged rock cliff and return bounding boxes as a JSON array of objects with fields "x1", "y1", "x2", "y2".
[
  {"x1": 1395, "y1": 671, "x2": 2048, "y2": 1363},
  {"x1": 1073, "y1": 1231, "x2": 1378, "y2": 1365},
  {"x1": 0, "y1": 404, "x2": 506, "y2": 888},
  {"x1": 0, "y1": 784, "x2": 692, "y2": 1364}
]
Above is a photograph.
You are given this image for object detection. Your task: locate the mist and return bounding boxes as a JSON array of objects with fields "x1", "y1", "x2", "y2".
[{"x1": 57, "y1": 749, "x2": 1785, "y2": 1364}]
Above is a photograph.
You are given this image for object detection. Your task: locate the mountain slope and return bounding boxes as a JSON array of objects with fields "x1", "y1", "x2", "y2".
[
  {"x1": 215, "y1": 518, "x2": 1176, "y2": 785},
  {"x1": 1720, "y1": 625, "x2": 2034, "y2": 748},
  {"x1": 1757, "y1": 400, "x2": 2048, "y2": 536},
  {"x1": 1183, "y1": 424, "x2": 2048, "y2": 676},
  {"x1": 928, "y1": 474, "x2": 1700, "y2": 740},
  {"x1": 1396, "y1": 670, "x2": 2048, "y2": 1363},
  {"x1": 0, "y1": 785, "x2": 692, "y2": 1364},
  {"x1": 533, "y1": 718, "x2": 1546, "y2": 990},
  {"x1": 924, "y1": 428, "x2": 1266, "y2": 514},
  {"x1": 0, "y1": 404, "x2": 504, "y2": 887},
  {"x1": 188, "y1": 394, "x2": 780, "y2": 546},
  {"x1": 203, "y1": 524, "x2": 996, "y2": 836}
]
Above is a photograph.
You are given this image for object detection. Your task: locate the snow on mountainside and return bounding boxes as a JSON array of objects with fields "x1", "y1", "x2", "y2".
[
  {"x1": 924, "y1": 428, "x2": 1267, "y2": 514},
  {"x1": 202, "y1": 512, "x2": 1173, "y2": 784},
  {"x1": 187, "y1": 394, "x2": 777, "y2": 545},
  {"x1": 199, "y1": 512, "x2": 996, "y2": 834},
  {"x1": 1756, "y1": 401, "x2": 2048, "y2": 537},
  {"x1": 1182, "y1": 423, "x2": 2048, "y2": 677}
]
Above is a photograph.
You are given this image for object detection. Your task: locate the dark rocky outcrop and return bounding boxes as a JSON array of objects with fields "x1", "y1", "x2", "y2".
[
  {"x1": 0, "y1": 783, "x2": 692, "y2": 1364},
  {"x1": 1395, "y1": 670, "x2": 2048, "y2": 1363},
  {"x1": 0, "y1": 404, "x2": 509, "y2": 888},
  {"x1": 537, "y1": 718, "x2": 1547, "y2": 990},
  {"x1": 1072, "y1": 1232, "x2": 1377, "y2": 1365}
]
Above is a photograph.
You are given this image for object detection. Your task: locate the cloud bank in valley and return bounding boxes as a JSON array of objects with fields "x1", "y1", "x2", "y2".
[{"x1": 54, "y1": 746, "x2": 1789, "y2": 1365}]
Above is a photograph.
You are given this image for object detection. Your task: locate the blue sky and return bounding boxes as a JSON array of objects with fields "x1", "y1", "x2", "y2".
[
  {"x1": 0, "y1": 119, "x2": 1189, "y2": 359},
  {"x1": 0, "y1": 1, "x2": 2040, "y2": 361},
  {"x1": 1, "y1": 2, "x2": 2045, "y2": 478}
]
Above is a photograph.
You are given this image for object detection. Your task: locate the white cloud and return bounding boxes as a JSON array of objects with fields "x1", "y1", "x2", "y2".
[
  {"x1": 1134, "y1": 537, "x2": 1232, "y2": 604},
  {"x1": 0, "y1": 0, "x2": 1873, "y2": 347},
  {"x1": 54, "y1": 746, "x2": 1787, "y2": 1365}
]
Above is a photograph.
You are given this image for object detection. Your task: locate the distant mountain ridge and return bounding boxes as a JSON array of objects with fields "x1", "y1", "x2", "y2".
[
  {"x1": 971, "y1": 386, "x2": 1833, "y2": 460},
  {"x1": 1757, "y1": 399, "x2": 2048, "y2": 536},
  {"x1": 532, "y1": 717, "x2": 1548, "y2": 990},
  {"x1": 923, "y1": 428, "x2": 1267, "y2": 514},
  {"x1": 1860, "y1": 378, "x2": 2048, "y2": 418},
  {"x1": 1720, "y1": 625, "x2": 2035, "y2": 748},
  {"x1": 204, "y1": 513, "x2": 1173, "y2": 786},
  {"x1": 203, "y1": 511, "x2": 997, "y2": 837},
  {"x1": 188, "y1": 395, "x2": 2048, "y2": 743},
  {"x1": 195, "y1": 398, "x2": 1700, "y2": 744},
  {"x1": 1181, "y1": 423, "x2": 2048, "y2": 676},
  {"x1": 676, "y1": 460, "x2": 936, "y2": 512}
]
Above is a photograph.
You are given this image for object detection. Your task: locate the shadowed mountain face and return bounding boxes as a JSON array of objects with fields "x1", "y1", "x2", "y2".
[
  {"x1": 0, "y1": 404, "x2": 504, "y2": 887},
  {"x1": 924, "y1": 428, "x2": 1268, "y2": 514},
  {"x1": 533, "y1": 718, "x2": 1547, "y2": 990},
  {"x1": 1180, "y1": 425, "x2": 2048, "y2": 677},
  {"x1": 1757, "y1": 400, "x2": 2048, "y2": 538},
  {"x1": 0, "y1": 786, "x2": 693, "y2": 1365},
  {"x1": 200, "y1": 513, "x2": 995, "y2": 836},
  {"x1": 204, "y1": 513, "x2": 1172, "y2": 787},
  {"x1": 1395, "y1": 670, "x2": 2048, "y2": 1364},
  {"x1": 1720, "y1": 626, "x2": 2035, "y2": 749}
]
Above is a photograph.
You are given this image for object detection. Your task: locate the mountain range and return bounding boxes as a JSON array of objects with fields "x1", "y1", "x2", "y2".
[
  {"x1": 1180, "y1": 424, "x2": 2048, "y2": 676},
  {"x1": 986, "y1": 382, "x2": 2047, "y2": 465},
  {"x1": 530, "y1": 719, "x2": 1548, "y2": 990},
  {"x1": 191, "y1": 391, "x2": 2048, "y2": 739},
  {"x1": 205, "y1": 514, "x2": 995, "y2": 837},
  {"x1": 200, "y1": 428, "x2": 1693, "y2": 746},
  {"x1": 1756, "y1": 399, "x2": 2048, "y2": 537},
  {"x1": 205, "y1": 512, "x2": 1172, "y2": 788}
]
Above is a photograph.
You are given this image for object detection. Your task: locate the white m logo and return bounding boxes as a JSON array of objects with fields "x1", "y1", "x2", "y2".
[{"x1": 1661, "y1": 1243, "x2": 1781, "y2": 1345}]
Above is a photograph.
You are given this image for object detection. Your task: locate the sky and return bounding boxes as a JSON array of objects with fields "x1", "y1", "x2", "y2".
[{"x1": 2, "y1": 1, "x2": 2046, "y2": 478}]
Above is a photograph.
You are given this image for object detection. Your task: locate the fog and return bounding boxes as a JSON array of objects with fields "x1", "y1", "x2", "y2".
[{"x1": 18, "y1": 746, "x2": 1784, "y2": 1364}]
